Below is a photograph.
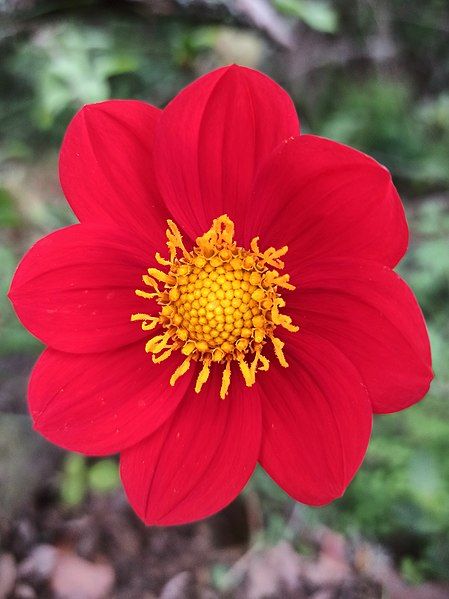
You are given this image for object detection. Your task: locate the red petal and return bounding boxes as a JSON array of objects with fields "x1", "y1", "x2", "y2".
[
  {"x1": 29, "y1": 344, "x2": 193, "y2": 455},
  {"x1": 250, "y1": 135, "x2": 408, "y2": 267},
  {"x1": 9, "y1": 224, "x2": 154, "y2": 352},
  {"x1": 288, "y1": 258, "x2": 433, "y2": 413},
  {"x1": 120, "y1": 367, "x2": 262, "y2": 525},
  {"x1": 59, "y1": 100, "x2": 167, "y2": 247},
  {"x1": 154, "y1": 65, "x2": 299, "y2": 242},
  {"x1": 259, "y1": 332, "x2": 372, "y2": 505}
]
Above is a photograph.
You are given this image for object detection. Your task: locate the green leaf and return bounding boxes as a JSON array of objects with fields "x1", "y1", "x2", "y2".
[
  {"x1": 0, "y1": 187, "x2": 21, "y2": 227},
  {"x1": 60, "y1": 453, "x2": 88, "y2": 506},
  {"x1": 88, "y1": 459, "x2": 120, "y2": 493},
  {"x1": 273, "y1": 0, "x2": 338, "y2": 33}
]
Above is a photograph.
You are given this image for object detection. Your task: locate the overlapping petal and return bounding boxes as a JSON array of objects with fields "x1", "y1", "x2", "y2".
[
  {"x1": 28, "y1": 343, "x2": 193, "y2": 455},
  {"x1": 59, "y1": 99, "x2": 167, "y2": 246},
  {"x1": 120, "y1": 367, "x2": 262, "y2": 525},
  {"x1": 287, "y1": 258, "x2": 433, "y2": 413},
  {"x1": 258, "y1": 332, "x2": 372, "y2": 505},
  {"x1": 9, "y1": 224, "x2": 155, "y2": 353},
  {"x1": 154, "y1": 65, "x2": 300, "y2": 242},
  {"x1": 250, "y1": 135, "x2": 408, "y2": 267}
]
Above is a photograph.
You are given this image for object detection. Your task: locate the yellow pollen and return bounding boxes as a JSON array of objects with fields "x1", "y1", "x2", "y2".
[{"x1": 131, "y1": 215, "x2": 299, "y2": 398}]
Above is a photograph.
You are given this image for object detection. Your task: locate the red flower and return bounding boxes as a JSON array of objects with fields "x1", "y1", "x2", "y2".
[{"x1": 9, "y1": 65, "x2": 432, "y2": 526}]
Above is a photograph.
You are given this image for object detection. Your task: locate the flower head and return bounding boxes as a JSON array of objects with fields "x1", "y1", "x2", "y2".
[{"x1": 9, "y1": 65, "x2": 433, "y2": 525}]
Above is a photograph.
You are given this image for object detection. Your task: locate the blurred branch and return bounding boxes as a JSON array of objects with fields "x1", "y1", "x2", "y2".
[
  {"x1": 1, "y1": 0, "x2": 295, "y2": 48},
  {"x1": 233, "y1": 0, "x2": 294, "y2": 48}
]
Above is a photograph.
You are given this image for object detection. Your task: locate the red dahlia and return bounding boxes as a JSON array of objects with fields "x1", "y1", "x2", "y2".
[{"x1": 9, "y1": 65, "x2": 433, "y2": 525}]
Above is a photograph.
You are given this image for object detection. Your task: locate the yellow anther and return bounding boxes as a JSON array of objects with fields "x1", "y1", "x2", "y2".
[
  {"x1": 166, "y1": 220, "x2": 190, "y2": 259},
  {"x1": 220, "y1": 361, "x2": 232, "y2": 399},
  {"x1": 271, "y1": 336, "x2": 289, "y2": 368},
  {"x1": 258, "y1": 354, "x2": 270, "y2": 371},
  {"x1": 273, "y1": 273, "x2": 295, "y2": 290},
  {"x1": 155, "y1": 252, "x2": 171, "y2": 266},
  {"x1": 170, "y1": 356, "x2": 192, "y2": 386},
  {"x1": 152, "y1": 347, "x2": 174, "y2": 363},
  {"x1": 238, "y1": 357, "x2": 254, "y2": 387},
  {"x1": 142, "y1": 275, "x2": 159, "y2": 289},
  {"x1": 145, "y1": 331, "x2": 171, "y2": 354},
  {"x1": 135, "y1": 289, "x2": 158, "y2": 300},
  {"x1": 195, "y1": 360, "x2": 211, "y2": 393},
  {"x1": 147, "y1": 268, "x2": 175, "y2": 284},
  {"x1": 279, "y1": 315, "x2": 299, "y2": 333},
  {"x1": 251, "y1": 351, "x2": 270, "y2": 377},
  {"x1": 142, "y1": 320, "x2": 159, "y2": 331},
  {"x1": 130, "y1": 314, "x2": 160, "y2": 331},
  {"x1": 130, "y1": 313, "x2": 155, "y2": 322},
  {"x1": 250, "y1": 237, "x2": 260, "y2": 254}
]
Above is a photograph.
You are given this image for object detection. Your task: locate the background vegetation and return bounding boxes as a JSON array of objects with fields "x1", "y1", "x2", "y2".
[{"x1": 1, "y1": 0, "x2": 448, "y2": 596}]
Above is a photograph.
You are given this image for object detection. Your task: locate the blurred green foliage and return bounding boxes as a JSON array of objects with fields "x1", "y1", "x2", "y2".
[
  {"x1": 273, "y1": 0, "x2": 338, "y2": 33},
  {"x1": 61, "y1": 454, "x2": 120, "y2": 506},
  {"x1": 314, "y1": 79, "x2": 449, "y2": 188},
  {"x1": 1, "y1": 0, "x2": 449, "y2": 584},
  {"x1": 0, "y1": 17, "x2": 203, "y2": 158}
]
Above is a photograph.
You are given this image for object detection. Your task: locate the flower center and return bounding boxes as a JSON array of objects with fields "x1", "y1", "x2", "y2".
[{"x1": 131, "y1": 215, "x2": 299, "y2": 399}]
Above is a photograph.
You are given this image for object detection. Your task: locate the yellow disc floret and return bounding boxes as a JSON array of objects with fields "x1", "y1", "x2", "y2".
[{"x1": 131, "y1": 215, "x2": 299, "y2": 399}]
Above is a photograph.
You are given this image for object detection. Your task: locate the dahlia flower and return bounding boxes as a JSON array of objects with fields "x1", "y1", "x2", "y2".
[{"x1": 9, "y1": 65, "x2": 432, "y2": 525}]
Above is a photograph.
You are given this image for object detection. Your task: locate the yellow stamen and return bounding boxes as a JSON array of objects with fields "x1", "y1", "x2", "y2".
[
  {"x1": 166, "y1": 220, "x2": 190, "y2": 260},
  {"x1": 271, "y1": 336, "x2": 289, "y2": 368},
  {"x1": 258, "y1": 354, "x2": 270, "y2": 371},
  {"x1": 155, "y1": 252, "x2": 171, "y2": 266},
  {"x1": 145, "y1": 331, "x2": 172, "y2": 354},
  {"x1": 135, "y1": 289, "x2": 158, "y2": 300},
  {"x1": 220, "y1": 361, "x2": 232, "y2": 399},
  {"x1": 152, "y1": 347, "x2": 174, "y2": 363},
  {"x1": 147, "y1": 268, "x2": 176, "y2": 285},
  {"x1": 195, "y1": 359, "x2": 211, "y2": 393},
  {"x1": 170, "y1": 355, "x2": 192, "y2": 386},
  {"x1": 131, "y1": 313, "x2": 156, "y2": 322},
  {"x1": 142, "y1": 320, "x2": 159, "y2": 331},
  {"x1": 238, "y1": 356, "x2": 254, "y2": 387}
]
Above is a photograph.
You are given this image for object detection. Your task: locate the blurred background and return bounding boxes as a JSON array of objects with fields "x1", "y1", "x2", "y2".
[{"x1": 1, "y1": 1, "x2": 449, "y2": 598}]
